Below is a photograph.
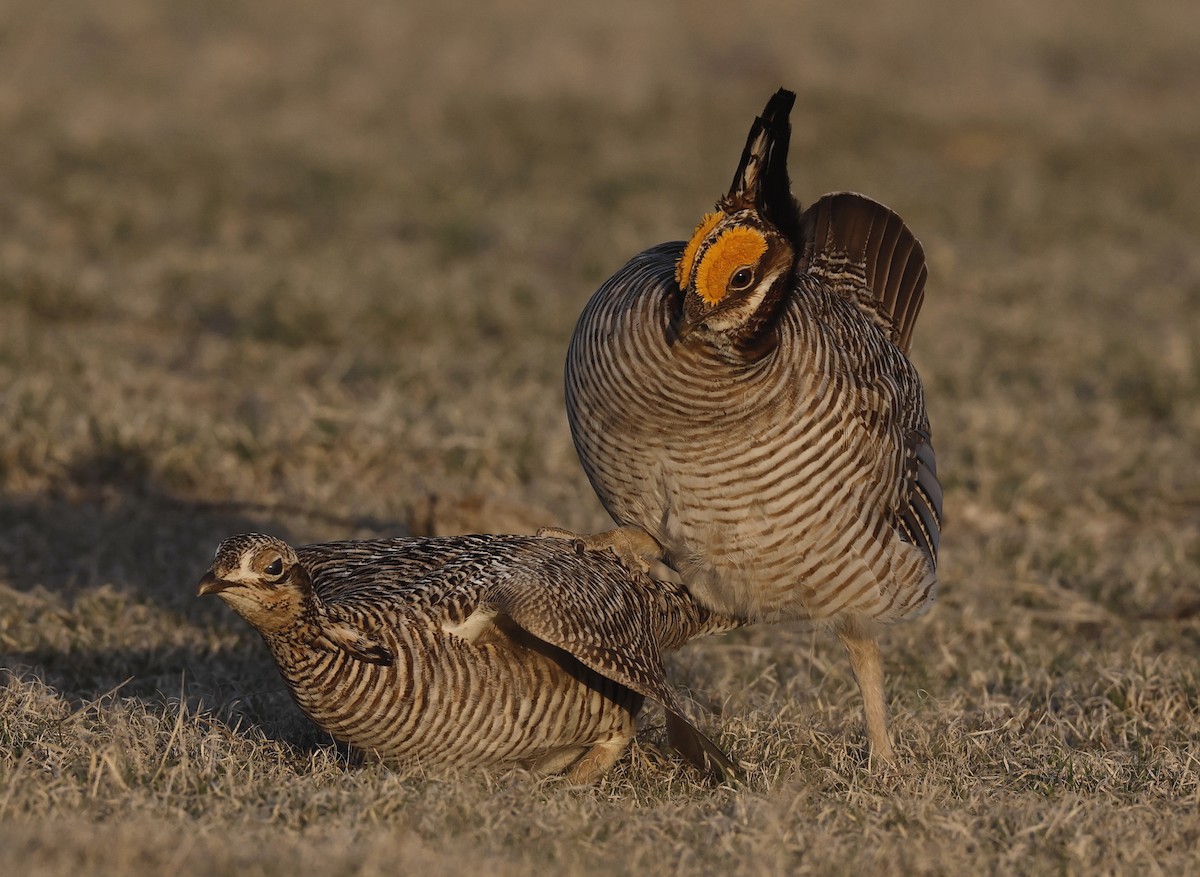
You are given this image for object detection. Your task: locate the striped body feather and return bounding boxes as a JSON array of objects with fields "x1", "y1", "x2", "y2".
[
  {"x1": 203, "y1": 534, "x2": 738, "y2": 776},
  {"x1": 565, "y1": 243, "x2": 939, "y2": 626}
]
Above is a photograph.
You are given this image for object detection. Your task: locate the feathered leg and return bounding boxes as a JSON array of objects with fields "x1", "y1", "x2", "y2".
[
  {"x1": 836, "y1": 622, "x2": 896, "y2": 764},
  {"x1": 536, "y1": 526, "x2": 681, "y2": 583}
]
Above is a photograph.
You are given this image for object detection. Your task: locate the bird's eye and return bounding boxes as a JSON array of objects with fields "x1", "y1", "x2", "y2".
[
  {"x1": 264, "y1": 557, "x2": 284, "y2": 577},
  {"x1": 730, "y1": 267, "x2": 754, "y2": 290}
]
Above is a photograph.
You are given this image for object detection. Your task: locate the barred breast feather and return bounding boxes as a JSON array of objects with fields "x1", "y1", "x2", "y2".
[{"x1": 566, "y1": 238, "x2": 938, "y2": 625}]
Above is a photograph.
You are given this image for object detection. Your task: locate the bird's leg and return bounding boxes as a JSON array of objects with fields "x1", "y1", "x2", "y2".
[
  {"x1": 564, "y1": 709, "x2": 635, "y2": 785},
  {"x1": 564, "y1": 738, "x2": 631, "y2": 785},
  {"x1": 836, "y1": 623, "x2": 896, "y2": 764},
  {"x1": 536, "y1": 526, "x2": 681, "y2": 584}
]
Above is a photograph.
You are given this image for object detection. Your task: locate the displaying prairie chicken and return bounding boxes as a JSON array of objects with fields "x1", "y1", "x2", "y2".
[
  {"x1": 198, "y1": 532, "x2": 739, "y2": 782},
  {"x1": 562, "y1": 88, "x2": 942, "y2": 762}
]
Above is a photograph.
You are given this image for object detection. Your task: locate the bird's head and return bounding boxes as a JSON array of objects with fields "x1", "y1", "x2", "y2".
[
  {"x1": 674, "y1": 88, "x2": 803, "y2": 353},
  {"x1": 197, "y1": 533, "x2": 314, "y2": 636}
]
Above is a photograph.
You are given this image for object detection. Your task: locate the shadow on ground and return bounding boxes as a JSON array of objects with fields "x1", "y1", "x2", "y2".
[
  {"x1": 0, "y1": 443, "x2": 426, "y2": 604},
  {"x1": 0, "y1": 444, "x2": 418, "y2": 750},
  {"x1": 0, "y1": 442, "x2": 559, "y2": 750}
]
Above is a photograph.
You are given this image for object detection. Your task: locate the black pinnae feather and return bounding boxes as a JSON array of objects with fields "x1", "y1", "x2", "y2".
[{"x1": 726, "y1": 87, "x2": 801, "y2": 244}]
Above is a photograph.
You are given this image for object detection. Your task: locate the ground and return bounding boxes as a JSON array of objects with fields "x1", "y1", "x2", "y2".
[{"x1": 1, "y1": 1, "x2": 1198, "y2": 874}]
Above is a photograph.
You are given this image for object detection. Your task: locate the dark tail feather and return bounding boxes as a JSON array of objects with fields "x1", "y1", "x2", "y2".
[
  {"x1": 801, "y1": 192, "x2": 929, "y2": 353},
  {"x1": 665, "y1": 710, "x2": 739, "y2": 783},
  {"x1": 725, "y1": 88, "x2": 801, "y2": 243}
]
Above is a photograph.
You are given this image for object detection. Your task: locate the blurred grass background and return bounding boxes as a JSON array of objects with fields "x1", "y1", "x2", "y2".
[{"x1": 1, "y1": 0, "x2": 1198, "y2": 874}]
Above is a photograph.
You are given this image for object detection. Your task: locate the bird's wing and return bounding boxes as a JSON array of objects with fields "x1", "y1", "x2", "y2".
[
  {"x1": 898, "y1": 428, "x2": 943, "y2": 565},
  {"x1": 483, "y1": 550, "x2": 736, "y2": 779},
  {"x1": 314, "y1": 608, "x2": 395, "y2": 665},
  {"x1": 800, "y1": 192, "x2": 929, "y2": 354}
]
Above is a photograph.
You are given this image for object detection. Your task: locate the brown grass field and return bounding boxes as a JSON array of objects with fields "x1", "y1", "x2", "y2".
[{"x1": 2, "y1": 0, "x2": 1199, "y2": 873}]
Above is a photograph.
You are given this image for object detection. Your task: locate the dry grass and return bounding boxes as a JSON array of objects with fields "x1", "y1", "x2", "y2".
[{"x1": 2, "y1": 0, "x2": 1199, "y2": 873}]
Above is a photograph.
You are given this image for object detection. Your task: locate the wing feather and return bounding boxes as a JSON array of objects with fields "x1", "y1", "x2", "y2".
[{"x1": 485, "y1": 551, "x2": 737, "y2": 779}]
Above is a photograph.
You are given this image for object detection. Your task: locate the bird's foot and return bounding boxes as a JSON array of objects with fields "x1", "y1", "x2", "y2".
[
  {"x1": 536, "y1": 526, "x2": 682, "y2": 584},
  {"x1": 563, "y1": 739, "x2": 630, "y2": 785}
]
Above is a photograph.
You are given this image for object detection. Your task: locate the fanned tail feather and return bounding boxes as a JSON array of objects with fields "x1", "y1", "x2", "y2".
[{"x1": 802, "y1": 192, "x2": 929, "y2": 353}]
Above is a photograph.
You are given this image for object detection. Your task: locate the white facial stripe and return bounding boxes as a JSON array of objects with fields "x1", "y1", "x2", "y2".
[
  {"x1": 755, "y1": 266, "x2": 785, "y2": 292},
  {"x1": 221, "y1": 554, "x2": 261, "y2": 584},
  {"x1": 702, "y1": 265, "x2": 784, "y2": 332}
]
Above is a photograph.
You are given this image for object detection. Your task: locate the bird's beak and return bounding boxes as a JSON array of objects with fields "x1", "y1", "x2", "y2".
[
  {"x1": 671, "y1": 311, "x2": 701, "y2": 346},
  {"x1": 197, "y1": 570, "x2": 229, "y2": 597},
  {"x1": 672, "y1": 286, "x2": 714, "y2": 346}
]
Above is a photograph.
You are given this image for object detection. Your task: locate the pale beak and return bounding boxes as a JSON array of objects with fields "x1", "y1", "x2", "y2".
[{"x1": 197, "y1": 570, "x2": 229, "y2": 597}]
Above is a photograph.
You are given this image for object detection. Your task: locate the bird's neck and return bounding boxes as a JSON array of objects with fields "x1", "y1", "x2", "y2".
[
  {"x1": 259, "y1": 603, "x2": 328, "y2": 665},
  {"x1": 243, "y1": 588, "x2": 324, "y2": 642}
]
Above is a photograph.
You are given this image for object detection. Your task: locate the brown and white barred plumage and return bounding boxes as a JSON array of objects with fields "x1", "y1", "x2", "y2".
[
  {"x1": 563, "y1": 89, "x2": 943, "y2": 761},
  {"x1": 198, "y1": 533, "x2": 738, "y2": 782}
]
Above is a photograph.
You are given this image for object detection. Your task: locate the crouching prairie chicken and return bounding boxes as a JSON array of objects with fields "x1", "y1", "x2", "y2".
[
  {"x1": 562, "y1": 88, "x2": 942, "y2": 762},
  {"x1": 198, "y1": 532, "x2": 739, "y2": 782}
]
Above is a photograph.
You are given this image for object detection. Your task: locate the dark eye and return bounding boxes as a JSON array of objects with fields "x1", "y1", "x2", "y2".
[
  {"x1": 730, "y1": 267, "x2": 754, "y2": 290},
  {"x1": 265, "y1": 557, "x2": 284, "y2": 577}
]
